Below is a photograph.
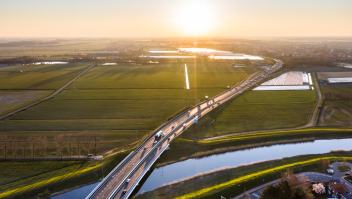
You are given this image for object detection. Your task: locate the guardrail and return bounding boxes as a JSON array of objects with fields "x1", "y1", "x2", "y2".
[
  {"x1": 87, "y1": 61, "x2": 282, "y2": 199},
  {"x1": 122, "y1": 144, "x2": 170, "y2": 199}
]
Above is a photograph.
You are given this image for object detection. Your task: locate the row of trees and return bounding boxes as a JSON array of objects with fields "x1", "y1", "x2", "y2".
[{"x1": 0, "y1": 133, "x2": 102, "y2": 159}]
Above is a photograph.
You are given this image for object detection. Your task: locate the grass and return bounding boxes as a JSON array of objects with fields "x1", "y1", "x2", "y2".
[
  {"x1": 180, "y1": 89, "x2": 318, "y2": 140},
  {"x1": 134, "y1": 153, "x2": 352, "y2": 199},
  {"x1": 0, "y1": 147, "x2": 133, "y2": 199},
  {"x1": 338, "y1": 165, "x2": 351, "y2": 172},
  {"x1": 0, "y1": 90, "x2": 52, "y2": 116},
  {"x1": 0, "y1": 63, "x2": 91, "y2": 89}
]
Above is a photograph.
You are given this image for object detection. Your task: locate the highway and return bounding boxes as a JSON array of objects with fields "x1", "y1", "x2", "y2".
[
  {"x1": 86, "y1": 60, "x2": 283, "y2": 199},
  {"x1": 0, "y1": 63, "x2": 95, "y2": 120}
]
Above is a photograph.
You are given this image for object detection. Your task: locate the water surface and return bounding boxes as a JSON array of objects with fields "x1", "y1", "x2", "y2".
[{"x1": 137, "y1": 138, "x2": 352, "y2": 193}]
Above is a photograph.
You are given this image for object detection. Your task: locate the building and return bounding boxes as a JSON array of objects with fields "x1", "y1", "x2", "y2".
[
  {"x1": 341, "y1": 193, "x2": 352, "y2": 199},
  {"x1": 329, "y1": 183, "x2": 349, "y2": 198}
]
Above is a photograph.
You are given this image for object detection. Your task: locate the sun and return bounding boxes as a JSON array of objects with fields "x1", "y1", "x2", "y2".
[{"x1": 176, "y1": 1, "x2": 215, "y2": 35}]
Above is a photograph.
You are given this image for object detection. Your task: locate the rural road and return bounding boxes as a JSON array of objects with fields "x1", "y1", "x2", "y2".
[
  {"x1": 87, "y1": 61, "x2": 283, "y2": 199},
  {"x1": 202, "y1": 72, "x2": 323, "y2": 141},
  {"x1": 0, "y1": 63, "x2": 95, "y2": 120},
  {"x1": 233, "y1": 170, "x2": 352, "y2": 199}
]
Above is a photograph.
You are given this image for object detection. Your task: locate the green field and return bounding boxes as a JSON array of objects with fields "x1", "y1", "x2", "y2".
[
  {"x1": 0, "y1": 63, "x2": 91, "y2": 90},
  {"x1": 0, "y1": 63, "x2": 256, "y2": 155},
  {"x1": 181, "y1": 90, "x2": 318, "y2": 140},
  {"x1": 317, "y1": 86, "x2": 352, "y2": 125},
  {"x1": 0, "y1": 90, "x2": 51, "y2": 116}
]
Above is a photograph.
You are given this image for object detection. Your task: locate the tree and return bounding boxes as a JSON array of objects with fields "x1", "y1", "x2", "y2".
[
  {"x1": 317, "y1": 158, "x2": 324, "y2": 168},
  {"x1": 13, "y1": 138, "x2": 18, "y2": 158},
  {"x1": 28, "y1": 137, "x2": 37, "y2": 158},
  {"x1": 0, "y1": 136, "x2": 12, "y2": 159},
  {"x1": 280, "y1": 169, "x2": 298, "y2": 188},
  {"x1": 341, "y1": 158, "x2": 347, "y2": 166},
  {"x1": 83, "y1": 133, "x2": 91, "y2": 157},
  {"x1": 312, "y1": 183, "x2": 326, "y2": 194},
  {"x1": 66, "y1": 135, "x2": 74, "y2": 158},
  {"x1": 55, "y1": 135, "x2": 65, "y2": 159},
  {"x1": 76, "y1": 135, "x2": 81, "y2": 158},
  {"x1": 322, "y1": 159, "x2": 330, "y2": 171},
  {"x1": 260, "y1": 184, "x2": 281, "y2": 199},
  {"x1": 38, "y1": 137, "x2": 47, "y2": 159},
  {"x1": 92, "y1": 133, "x2": 102, "y2": 156},
  {"x1": 20, "y1": 140, "x2": 27, "y2": 158}
]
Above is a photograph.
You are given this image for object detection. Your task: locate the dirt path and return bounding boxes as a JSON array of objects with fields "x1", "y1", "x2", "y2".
[
  {"x1": 203, "y1": 72, "x2": 322, "y2": 141},
  {"x1": 320, "y1": 104, "x2": 352, "y2": 125}
]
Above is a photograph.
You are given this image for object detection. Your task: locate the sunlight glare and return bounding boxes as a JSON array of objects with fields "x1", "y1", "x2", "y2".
[{"x1": 176, "y1": 1, "x2": 215, "y2": 35}]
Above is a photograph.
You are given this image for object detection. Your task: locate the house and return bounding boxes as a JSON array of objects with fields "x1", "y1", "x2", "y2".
[
  {"x1": 329, "y1": 183, "x2": 348, "y2": 198},
  {"x1": 341, "y1": 193, "x2": 352, "y2": 199}
]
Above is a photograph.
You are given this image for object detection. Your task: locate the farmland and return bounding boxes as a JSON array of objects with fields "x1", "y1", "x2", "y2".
[
  {"x1": 181, "y1": 89, "x2": 318, "y2": 140},
  {"x1": 0, "y1": 63, "x2": 91, "y2": 90},
  {"x1": 317, "y1": 81, "x2": 352, "y2": 125},
  {"x1": 0, "y1": 63, "x2": 256, "y2": 155},
  {"x1": 0, "y1": 90, "x2": 51, "y2": 116}
]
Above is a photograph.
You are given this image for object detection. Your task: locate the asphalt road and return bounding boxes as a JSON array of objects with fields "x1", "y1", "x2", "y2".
[
  {"x1": 0, "y1": 63, "x2": 95, "y2": 120},
  {"x1": 88, "y1": 61, "x2": 283, "y2": 199}
]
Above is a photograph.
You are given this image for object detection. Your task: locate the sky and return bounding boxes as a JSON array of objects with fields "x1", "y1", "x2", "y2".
[{"x1": 1, "y1": 0, "x2": 352, "y2": 37}]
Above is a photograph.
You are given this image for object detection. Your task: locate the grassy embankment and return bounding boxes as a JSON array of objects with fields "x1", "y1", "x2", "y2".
[
  {"x1": 0, "y1": 63, "x2": 256, "y2": 155},
  {"x1": 134, "y1": 153, "x2": 352, "y2": 199},
  {"x1": 0, "y1": 147, "x2": 133, "y2": 199}
]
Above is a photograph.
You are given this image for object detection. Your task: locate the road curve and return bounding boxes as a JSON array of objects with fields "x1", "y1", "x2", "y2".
[
  {"x1": 87, "y1": 61, "x2": 283, "y2": 199},
  {"x1": 0, "y1": 63, "x2": 95, "y2": 120}
]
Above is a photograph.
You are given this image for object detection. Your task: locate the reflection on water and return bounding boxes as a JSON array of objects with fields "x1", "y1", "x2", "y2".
[
  {"x1": 51, "y1": 182, "x2": 99, "y2": 199},
  {"x1": 137, "y1": 138, "x2": 352, "y2": 193},
  {"x1": 34, "y1": 62, "x2": 68, "y2": 65}
]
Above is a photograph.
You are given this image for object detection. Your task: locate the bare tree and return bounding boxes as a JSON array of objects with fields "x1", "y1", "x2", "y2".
[
  {"x1": 20, "y1": 140, "x2": 27, "y2": 158},
  {"x1": 0, "y1": 136, "x2": 12, "y2": 159},
  {"x1": 66, "y1": 135, "x2": 74, "y2": 158},
  {"x1": 341, "y1": 158, "x2": 347, "y2": 166},
  {"x1": 76, "y1": 135, "x2": 81, "y2": 158},
  {"x1": 13, "y1": 138, "x2": 18, "y2": 158},
  {"x1": 92, "y1": 133, "x2": 102, "y2": 156},
  {"x1": 323, "y1": 159, "x2": 331, "y2": 171},
  {"x1": 38, "y1": 137, "x2": 47, "y2": 159},
  {"x1": 55, "y1": 135, "x2": 65, "y2": 159},
  {"x1": 28, "y1": 137, "x2": 37, "y2": 158},
  {"x1": 83, "y1": 133, "x2": 91, "y2": 158}
]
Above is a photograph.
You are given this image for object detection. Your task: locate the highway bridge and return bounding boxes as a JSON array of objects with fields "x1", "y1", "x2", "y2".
[{"x1": 86, "y1": 61, "x2": 283, "y2": 199}]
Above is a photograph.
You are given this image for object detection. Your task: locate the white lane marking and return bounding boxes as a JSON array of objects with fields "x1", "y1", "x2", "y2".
[{"x1": 185, "y1": 64, "x2": 190, "y2": 89}]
